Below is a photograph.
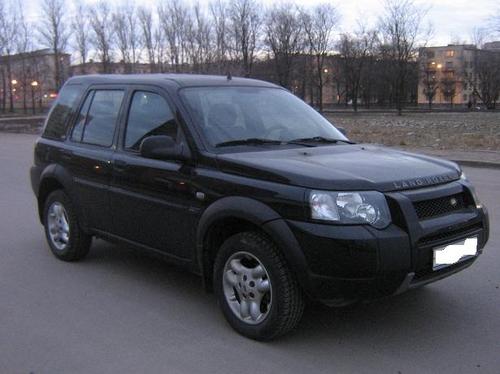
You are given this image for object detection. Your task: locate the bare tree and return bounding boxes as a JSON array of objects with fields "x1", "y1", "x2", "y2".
[
  {"x1": 337, "y1": 27, "x2": 376, "y2": 112},
  {"x1": 490, "y1": 9, "x2": 500, "y2": 35},
  {"x1": 72, "y1": 3, "x2": 90, "y2": 72},
  {"x1": 127, "y1": 5, "x2": 140, "y2": 72},
  {"x1": 138, "y1": 6, "x2": 157, "y2": 72},
  {"x1": 301, "y1": 3, "x2": 339, "y2": 111},
  {"x1": 421, "y1": 68, "x2": 438, "y2": 109},
  {"x1": 0, "y1": 0, "x2": 18, "y2": 112},
  {"x1": 158, "y1": 0, "x2": 190, "y2": 72},
  {"x1": 38, "y1": 0, "x2": 70, "y2": 90},
  {"x1": 154, "y1": 26, "x2": 166, "y2": 72},
  {"x1": 471, "y1": 50, "x2": 500, "y2": 109},
  {"x1": 89, "y1": 2, "x2": 114, "y2": 73},
  {"x1": 210, "y1": 0, "x2": 229, "y2": 73},
  {"x1": 418, "y1": 48, "x2": 439, "y2": 109},
  {"x1": 470, "y1": 27, "x2": 487, "y2": 48},
  {"x1": 378, "y1": 0, "x2": 429, "y2": 115},
  {"x1": 113, "y1": 6, "x2": 131, "y2": 72},
  {"x1": 113, "y1": 4, "x2": 140, "y2": 73},
  {"x1": 264, "y1": 4, "x2": 303, "y2": 89},
  {"x1": 440, "y1": 74, "x2": 457, "y2": 107},
  {"x1": 16, "y1": 4, "x2": 31, "y2": 114},
  {"x1": 193, "y1": 3, "x2": 214, "y2": 72},
  {"x1": 183, "y1": 3, "x2": 213, "y2": 73},
  {"x1": 228, "y1": 0, "x2": 261, "y2": 77}
]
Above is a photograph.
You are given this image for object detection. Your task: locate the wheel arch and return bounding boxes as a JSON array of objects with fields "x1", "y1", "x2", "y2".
[
  {"x1": 196, "y1": 196, "x2": 310, "y2": 294},
  {"x1": 37, "y1": 165, "x2": 88, "y2": 230}
]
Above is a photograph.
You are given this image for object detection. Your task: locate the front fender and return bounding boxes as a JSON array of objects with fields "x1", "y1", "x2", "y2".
[{"x1": 196, "y1": 196, "x2": 311, "y2": 294}]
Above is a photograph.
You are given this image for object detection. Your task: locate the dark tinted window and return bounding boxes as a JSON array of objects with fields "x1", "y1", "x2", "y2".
[
  {"x1": 71, "y1": 91, "x2": 94, "y2": 142},
  {"x1": 78, "y1": 90, "x2": 124, "y2": 147},
  {"x1": 180, "y1": 87, "x2": 347, "y2": 147},
  {"x1": 125, "y1": 91, "x2": 177, "y2": 151},
  {"x1": 42, "y1": 84, "x2": 83, "y2": 140}
]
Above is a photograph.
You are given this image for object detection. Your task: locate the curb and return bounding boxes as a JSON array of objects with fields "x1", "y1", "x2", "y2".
[{"x1": 452, "y1": 159, "x2": 500, "y2": 170}]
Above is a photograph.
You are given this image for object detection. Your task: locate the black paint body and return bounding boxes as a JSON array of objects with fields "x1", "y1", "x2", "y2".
[{"x1": 30, "y1": 74, "x2": 490, "y2": 305}]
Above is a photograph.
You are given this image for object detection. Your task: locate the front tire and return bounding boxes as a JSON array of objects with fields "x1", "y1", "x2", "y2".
[
  {"x1": 214, "y1": 231, "x2": 304, "y2": 340},
  {"x1": 43, "y1": 190, "x2": 91, "y2": 261}
]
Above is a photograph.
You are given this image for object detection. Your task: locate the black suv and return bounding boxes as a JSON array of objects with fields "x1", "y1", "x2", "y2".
[{"x1": 31, "y1": 74, "x2": 489, "y2": 340}]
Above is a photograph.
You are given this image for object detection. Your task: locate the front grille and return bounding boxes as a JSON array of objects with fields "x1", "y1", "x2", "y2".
[
  {"x1": 413, "y1": 193, "x2": 466, "y2": 220},
  {"x1": 418, "y1": 222, "x2": 483, "y2": 246}
]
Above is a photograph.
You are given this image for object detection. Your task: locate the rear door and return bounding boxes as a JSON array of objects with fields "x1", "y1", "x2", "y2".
[
  {"x1": 65, "y1": 86, "x2": 126, "y2": 231},
  {"x1": 109, "y1": 87, "x2": 199, "y2": 260}
]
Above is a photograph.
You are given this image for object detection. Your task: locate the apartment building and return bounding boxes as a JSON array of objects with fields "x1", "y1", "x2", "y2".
[
  {"x1": 418, "y1": 42, "x2": 500, "y2": 107},
  {"x1": 418, "y1": 44, "x2": 478, "y2": 106},
  {"x1": 0, "y1": 49, "x2": 71, "y2": 111}
]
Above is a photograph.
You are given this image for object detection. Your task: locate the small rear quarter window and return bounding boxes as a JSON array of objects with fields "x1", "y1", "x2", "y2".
[{"x1": 42, "y1": 84, "x2": 84, "y2": 140}]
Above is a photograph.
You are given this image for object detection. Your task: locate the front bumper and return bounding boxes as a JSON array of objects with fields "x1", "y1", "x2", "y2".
[{"x1": 287, "y1": 181, "x2": 489, "y2": 305}]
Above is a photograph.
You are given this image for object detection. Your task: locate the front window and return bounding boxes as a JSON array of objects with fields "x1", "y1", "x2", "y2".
[
  {"x1": 124, "y1": 91, "x2": 177, "y2": 151},
  {"x1": 180, "y1": 87, "x2": 347, "y2": 148}
]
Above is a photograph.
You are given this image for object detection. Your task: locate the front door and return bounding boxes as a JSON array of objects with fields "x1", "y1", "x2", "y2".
[{"x1": 109, "y1": 89, "x2": 199, "y2": 260}]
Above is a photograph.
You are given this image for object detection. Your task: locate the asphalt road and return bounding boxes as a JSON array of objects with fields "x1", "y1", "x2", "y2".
[{"x1": 1, "y1": 133, "x2": 499, "y2": 374}]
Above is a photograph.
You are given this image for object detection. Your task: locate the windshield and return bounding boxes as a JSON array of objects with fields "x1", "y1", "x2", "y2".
[{"x1": 180, "y1": 86, "x2": 348, "y2": 148}]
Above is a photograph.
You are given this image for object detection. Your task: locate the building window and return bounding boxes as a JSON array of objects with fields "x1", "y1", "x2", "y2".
[
  {"x1": 427, "y1": 51, "x2": 435, "y2": 58},
  {"x1": 446, "y1": 61, "x2": 453, "y2": 69},
  {"x1": 445, "y1": 50, "x2": 455, "y2": 57}
]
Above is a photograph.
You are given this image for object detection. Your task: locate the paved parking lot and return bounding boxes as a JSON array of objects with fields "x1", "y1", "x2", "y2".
[{"x1": 0, "y1": 133, "x2": 499, "y2": 374}]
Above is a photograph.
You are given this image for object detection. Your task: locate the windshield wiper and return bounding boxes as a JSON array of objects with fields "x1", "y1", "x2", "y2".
[
  {"x1": 215, "y1": 138, "x2": 283, "y2": 148},
  {"x1": 287, "y1": 136, "x2": 354, "y2": 145}
]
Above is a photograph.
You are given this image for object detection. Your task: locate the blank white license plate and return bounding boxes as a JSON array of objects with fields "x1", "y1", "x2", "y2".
[{"x1": 433, "y1": 237, "x2": 478, "y2": 270}]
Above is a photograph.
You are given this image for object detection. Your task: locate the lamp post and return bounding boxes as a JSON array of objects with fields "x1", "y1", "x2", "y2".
[
  {"x1": 30, "y1": 81, "x2": 38, "y2": 115},
  {"x1": 10, "y1": 79, "x2": 17, "y2": 113}
]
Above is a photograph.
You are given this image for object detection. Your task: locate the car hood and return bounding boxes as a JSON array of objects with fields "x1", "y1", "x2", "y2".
[{"x1": 216, "y1": 144, "x2": 461, "y2": 192}]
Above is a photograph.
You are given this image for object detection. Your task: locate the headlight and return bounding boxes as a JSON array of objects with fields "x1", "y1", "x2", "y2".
[
  {"x1": 309, "y1": 190, "x2": 391, "y2": 229},
  {"x1": 459, "y1": 171, "x2": 482, "y2": 208}
]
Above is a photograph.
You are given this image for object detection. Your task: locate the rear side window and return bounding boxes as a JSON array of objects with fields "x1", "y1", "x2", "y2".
[
  {"x1": 42, "y1": 85, "x2": 83, "y2": 140},
  {"x1": 71, "y1": 90, "x2": 124, "y2": 147},
  {"x1": 124, "y1": 91, "x2": 177, "y2": 151}
]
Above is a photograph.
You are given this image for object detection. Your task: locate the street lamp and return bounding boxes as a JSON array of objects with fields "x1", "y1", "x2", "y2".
[
  {"x1": 30, "y1": 81, "x2": 38, "y2": 115},
  {"x1": 323, "y1": 68, "x2": 329, "y2": 74},
  {"x1": 9, "y1": 79, "x2": 18, "y2": 112}
]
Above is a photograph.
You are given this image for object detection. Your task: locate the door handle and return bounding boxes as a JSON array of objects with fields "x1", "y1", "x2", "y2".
[
  {"x1": 114, "y1": 159, "x2": 129, "y2": 171},
  {"x1": 60, "y1": 149, "x2": 73, "y2": 161}
]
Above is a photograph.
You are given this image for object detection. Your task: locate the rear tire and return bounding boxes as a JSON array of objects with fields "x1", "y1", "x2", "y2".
[
  {"x1": 43, "y1": 190, "x2": 91, "y2": 261},
  {"x1": 214, "y1": 231, "x2": 304, "y2": 341}
]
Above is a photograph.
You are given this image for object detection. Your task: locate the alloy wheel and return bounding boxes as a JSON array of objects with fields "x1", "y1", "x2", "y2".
[{"x1": 222, "y1": 251, "x2": 272, "y2": 325}]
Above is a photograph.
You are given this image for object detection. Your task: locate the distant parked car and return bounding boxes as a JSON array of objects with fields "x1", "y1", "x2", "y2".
[{"x1": 31, "y1": 74, "x2": 489, "y2": 340}]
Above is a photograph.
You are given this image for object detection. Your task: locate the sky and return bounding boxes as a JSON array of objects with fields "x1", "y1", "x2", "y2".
[{"x1": 23, "y1": 0, "x2": 499, "y2": 47}]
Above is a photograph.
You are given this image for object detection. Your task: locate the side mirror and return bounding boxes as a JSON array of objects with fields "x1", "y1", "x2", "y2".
[{"x1": 140, "y1": 135, "x2": 189, "y2": 161}]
